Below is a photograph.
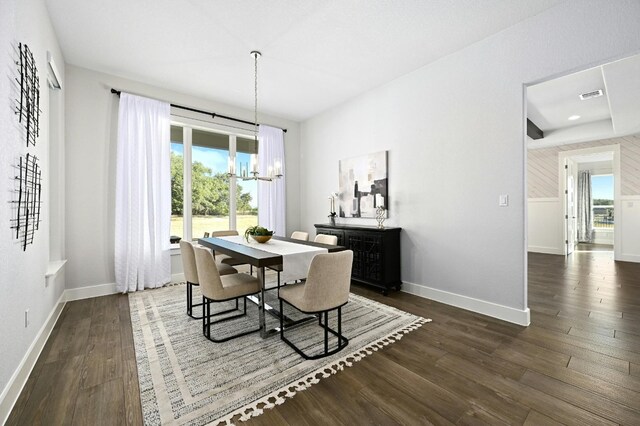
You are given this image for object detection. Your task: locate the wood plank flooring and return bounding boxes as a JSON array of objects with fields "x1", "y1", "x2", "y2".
[{"x1": 7, "y1": 249, "x2": 640, "y2": 425}]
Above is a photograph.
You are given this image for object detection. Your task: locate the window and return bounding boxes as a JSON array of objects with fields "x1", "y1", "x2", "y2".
[
  {"x1": 591, "y1": 174, "x2": 614, "y2": 229},
  {"x1": 170, "y1": 123, "x2": 258, "y2": 242},
  {"x1": 170, "y1": 125, "x2": 184, "y2": 239},
  {"x1": 236, "y1": 136, "x2": 258, "y2": 236}
]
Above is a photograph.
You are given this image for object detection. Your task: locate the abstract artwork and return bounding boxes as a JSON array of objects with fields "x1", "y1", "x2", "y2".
[
  {"x1": 338, "y1": 151, "x2": 388, "y2": 218},
  {"x1": 11, "y1": 153, "x2": 42, "y2": 251},
  {"x1": 14, "y1": 43, "x2": 40, "y2": 147}
]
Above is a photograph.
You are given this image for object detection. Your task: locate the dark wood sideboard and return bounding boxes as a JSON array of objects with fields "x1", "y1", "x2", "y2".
[{"x1": 314, "y1": 224, "x2": 401, "y2": 295}]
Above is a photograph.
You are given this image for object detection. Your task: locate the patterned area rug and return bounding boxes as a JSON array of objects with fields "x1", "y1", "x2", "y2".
[{"x1": 129, "y1": 277, "x2": 429, "y2": 425}]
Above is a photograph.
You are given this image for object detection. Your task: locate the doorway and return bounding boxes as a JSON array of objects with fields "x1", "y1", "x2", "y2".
[{"x1": 559, "y1": 147, "x2": 617, "y2": 255}]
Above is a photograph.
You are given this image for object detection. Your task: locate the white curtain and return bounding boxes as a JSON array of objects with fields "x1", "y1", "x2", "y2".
[
  {"x1": 115, "y1": 93, "x2": 171, "y2": 293},
  {"x1": 576, "y1": 170, "x2": 593, "y2": 243},
  {"x1": 257, "y1": 125, "x2": 286, "y2": 236}
]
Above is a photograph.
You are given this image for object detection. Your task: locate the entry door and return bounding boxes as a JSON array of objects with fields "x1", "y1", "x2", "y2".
[{"x1": 565, "y1": 159, "x2": 577, "y2": 255}]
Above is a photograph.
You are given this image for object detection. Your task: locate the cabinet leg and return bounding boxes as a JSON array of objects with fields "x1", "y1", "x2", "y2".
[{"x1": 382, "y1": 289, "x2": 389, "y2": 296}]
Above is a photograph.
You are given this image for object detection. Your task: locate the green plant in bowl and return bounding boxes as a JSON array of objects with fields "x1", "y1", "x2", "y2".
[{"x1": 244, "y1": 225, "x2": 274, "y2": 243}]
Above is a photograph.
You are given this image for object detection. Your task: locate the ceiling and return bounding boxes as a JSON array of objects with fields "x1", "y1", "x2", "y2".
[
  {"x1": 44, "y1": 0, "x2": 565, "y2": 122},
  {"x1": 527, "y1": 53, "x2": 640, "y2": 148}
]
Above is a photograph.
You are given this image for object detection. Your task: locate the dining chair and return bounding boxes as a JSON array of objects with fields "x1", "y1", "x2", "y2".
[
  {"x1": 278, "y1": 250, "x2": 353, "y2": 359},
  {"x1": 314, "y1": 234, "x2": 338, "y2": 245},
  {"x1": 211, "y1": 230, "x2": 248, "y2": 269},
  {"x1": 268, "y1": 231, "x2": 309, "y2": 286},
  {"x1": 290, "y1": 231, "x2": 309, "y2": 241},
  {"x1": 180, "y1": 241, "x2": 237, "y2": 319},
  {"x1": 193, "y1": 245, "x2": 262, "y2": 342}
]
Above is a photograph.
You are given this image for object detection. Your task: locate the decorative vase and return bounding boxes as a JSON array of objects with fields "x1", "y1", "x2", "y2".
[
  {"x1": 375, "y1": 206, "x2": 386, "y2": 229},
  {"x1": 330, "y1": 215, "x2": 336, "y2": 226},
  {"x1": 250, "y1": 235, "x2": 272, "y2": 243}
]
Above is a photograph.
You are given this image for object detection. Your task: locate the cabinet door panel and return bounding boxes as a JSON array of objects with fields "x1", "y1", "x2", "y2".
[{"x1": 347, "y1": 232, "x2": 382, "y2": 283}]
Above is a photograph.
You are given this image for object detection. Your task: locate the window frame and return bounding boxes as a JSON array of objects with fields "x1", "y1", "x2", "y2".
[{"x1": 171, "y1": 116, "x2": 256, "y2": 242}]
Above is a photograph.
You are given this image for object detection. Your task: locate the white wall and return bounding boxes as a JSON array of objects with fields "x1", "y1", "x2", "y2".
[
  {"x1": 299, "y1": 0, "x2": 640, "y2": 325},
  {"x1": 64, "y1": 65, "x2": 301, "y2": 290},
  {"x1": 0, "y1": 0, "x2": 66, "y2": 420},
  {"x1": 528, "y1": 198, "x2": 564, "y2": 255}
]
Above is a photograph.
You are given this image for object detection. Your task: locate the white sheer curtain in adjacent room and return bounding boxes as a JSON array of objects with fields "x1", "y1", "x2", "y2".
[
  {"x1": 115, "y1": 93, "x2": 171, "y2": 292},
  {"x1": 576, "y1": 170, "x2": 593, "y2": 243},
  {"x1": 257, "y1": 125, "x2": 286, "y2": 236}
]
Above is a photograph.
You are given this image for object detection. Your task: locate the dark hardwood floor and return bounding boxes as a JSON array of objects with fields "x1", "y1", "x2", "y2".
[{"x1": 8, "y1": 250, "x2": 640, "y2": 425}]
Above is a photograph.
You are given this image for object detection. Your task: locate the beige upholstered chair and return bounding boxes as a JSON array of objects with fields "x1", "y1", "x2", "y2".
[
  {"x1": 193, "y1": 246, "x2": 262, "y2": 342},
  {"x1": 279, "y1": 250, "x2": 353, "y2": 359},
  {"x1": 180, "y1": 241, "x2": 237, "y2": 319},
  {"x1": 290, "y1": 231, "x2": 309, "y2": 241},
  {"x1": 314, "y1": 234, "x2": 338, "y2": 245}
]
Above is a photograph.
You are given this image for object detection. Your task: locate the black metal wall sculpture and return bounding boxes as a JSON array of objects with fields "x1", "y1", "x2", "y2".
[
  {"x1": 10, "y1": 154, "x2": 42, "y2": 251},
  {"x1": 15, "y1": 43, "x2": 40, "y2": 147}
]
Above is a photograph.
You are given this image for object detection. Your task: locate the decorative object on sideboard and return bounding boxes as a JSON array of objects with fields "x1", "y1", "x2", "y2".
[
  {"x1": 10, "y1": 153, "x2": 42, "y2": 251},
  {"x1": 375, "y1": 205, "x2": 386, "y2": 229},
  {"x1": 328, "y1": 192, "x2": 338, "y2": 225},
  {"x1": 338, "y1": 151, "x2": 388, "y2": 218},
  {"x1": 14, "y1": 43, "x2": 41, "y2": 147},
  {"x1": 226, "y1": 51, "x2": 283, "y2": 182}
]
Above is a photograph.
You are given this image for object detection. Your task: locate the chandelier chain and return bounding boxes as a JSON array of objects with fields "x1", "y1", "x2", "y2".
[{"x1": 254, "y1": 52, "x2": 258, "y2": 139}]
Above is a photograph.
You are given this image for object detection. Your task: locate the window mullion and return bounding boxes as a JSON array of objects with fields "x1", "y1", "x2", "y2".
[
  {"x1": 229, "y1": 135, "x2": 237, "y2": 231},
  {"x1": 184, "y1": 127, "x2": 193, "y2": 241}
]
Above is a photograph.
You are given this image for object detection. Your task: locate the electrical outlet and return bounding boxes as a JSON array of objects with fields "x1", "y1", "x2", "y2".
[
  {"x1": 499, "y1": 194, "x2": 509, "y2": 207},
  {"x1": 25, "y1": 309, "x2": 29, "y2": 328}
]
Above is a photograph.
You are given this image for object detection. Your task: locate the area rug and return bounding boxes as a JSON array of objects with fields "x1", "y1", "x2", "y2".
[{"x1": 129, "y1": 278, "x2": 430, "y2": 425}]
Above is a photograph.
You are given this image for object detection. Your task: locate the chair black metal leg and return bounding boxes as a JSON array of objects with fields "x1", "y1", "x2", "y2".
[
  {"x1": 187, "y1": 282, "x2": 192, "y2": 316},
  {"x1": 279, "y1": 299, "x2": 284, "y2": 338},
  {"x1": 187, "y1": 282, "x2": 205, "y2": 319},
  {"x1": 338, "y1": 307, "x2": 342, "y2": 348},
  {"x1": 324, "y1": 311, "x2": 329, "y2": 354},
  {"x1": 279, "y1": 299, "x2": 349, "y2": 360},
  {"x1": 202, "y1": 295, "x2": 261, "y2": 343}
]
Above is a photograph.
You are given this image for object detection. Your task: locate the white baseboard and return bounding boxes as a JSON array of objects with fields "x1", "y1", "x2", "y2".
[
  {"x1": 64, "y1": 276, "x2": 186, "y2": 302},
  {"x1": 617, "y1": 253, "x2": 640, "y2": 263},
  {"x1": 528, "y1": 246, "x2": 563, "y2": 255},
  {"x1": 401, "y1": 281, "x2": 530, "y2": 326},
  {"x1": 64, "y1": 282, "x2": 118, "y2": 302},
  {"x1": 0, "y1": 292, "x2": 66, "y2": 425}
]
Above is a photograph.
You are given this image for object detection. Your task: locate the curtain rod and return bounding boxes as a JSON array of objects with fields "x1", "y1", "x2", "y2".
[{"x1": 110, "y1": 88, "x2": 287, "y2": 133}]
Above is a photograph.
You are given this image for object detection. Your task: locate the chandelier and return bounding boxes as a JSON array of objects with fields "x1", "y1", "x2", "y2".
[{"x1": 227, "y1": 51, "x2": 283, "y2": 182}]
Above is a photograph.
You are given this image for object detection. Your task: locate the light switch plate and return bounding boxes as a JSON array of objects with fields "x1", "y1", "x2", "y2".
[{"x1": 499, "y1": 194, "x2": 509, "y2": 207}]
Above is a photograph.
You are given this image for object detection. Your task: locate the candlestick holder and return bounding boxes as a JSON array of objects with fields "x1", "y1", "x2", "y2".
[{"x1": 375, "y1": 206, "x2": 386, "y2": 229}]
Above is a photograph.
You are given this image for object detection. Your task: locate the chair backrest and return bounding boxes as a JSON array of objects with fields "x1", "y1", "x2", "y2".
[
  {"x1": 180, "y1": 241, "x2": 199, "y2": 284},
  {"x1": 290, "y1": 231, "x2": 309, "y2": 241},
  {"x1": 304, "y1": 250, "x2": 353, "y2": 311},
  {"x1": 314, "y1": 234, "x2": 338, "y2": 245},
  {"x1": 193, "y1": 245, "x2": 225, "y2": 300},
  {"x1": 211, "y1": 230, "x2": 239, "y2": 237},
  {"x1": 210, "y1": 230, "x2": 239, "y2": 257}
]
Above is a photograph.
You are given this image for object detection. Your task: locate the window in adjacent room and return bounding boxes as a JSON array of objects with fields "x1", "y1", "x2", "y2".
[{"x1": 591, "y1": 174, "x2": 614, "y2": 229}]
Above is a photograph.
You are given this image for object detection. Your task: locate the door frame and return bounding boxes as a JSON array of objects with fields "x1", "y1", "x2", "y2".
[
  {"x1": 563, "y1": 157, "x2": 577, "y2": 255},
  {"x1": 558, "y1": 144, "x2": 621, "y2": 259}
]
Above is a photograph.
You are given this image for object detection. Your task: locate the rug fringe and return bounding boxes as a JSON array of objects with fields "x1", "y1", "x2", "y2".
[{"x1": 212, "y1": 316, "x2": 431, "y2": 425}]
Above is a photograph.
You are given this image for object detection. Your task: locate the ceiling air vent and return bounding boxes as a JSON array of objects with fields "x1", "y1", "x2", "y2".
[{"x1": 579, "y1": 89, "x2": 603, "y2": 100}]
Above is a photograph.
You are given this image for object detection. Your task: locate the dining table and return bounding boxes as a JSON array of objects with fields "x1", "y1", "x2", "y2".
[{"x1": 198, "y1": 235, "x2": 345, "y2": 338}]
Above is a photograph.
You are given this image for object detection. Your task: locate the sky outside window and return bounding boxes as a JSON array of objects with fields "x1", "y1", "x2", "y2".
[{"x1": 591, "y1": 174, "x2": 613, "y2": 201}]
